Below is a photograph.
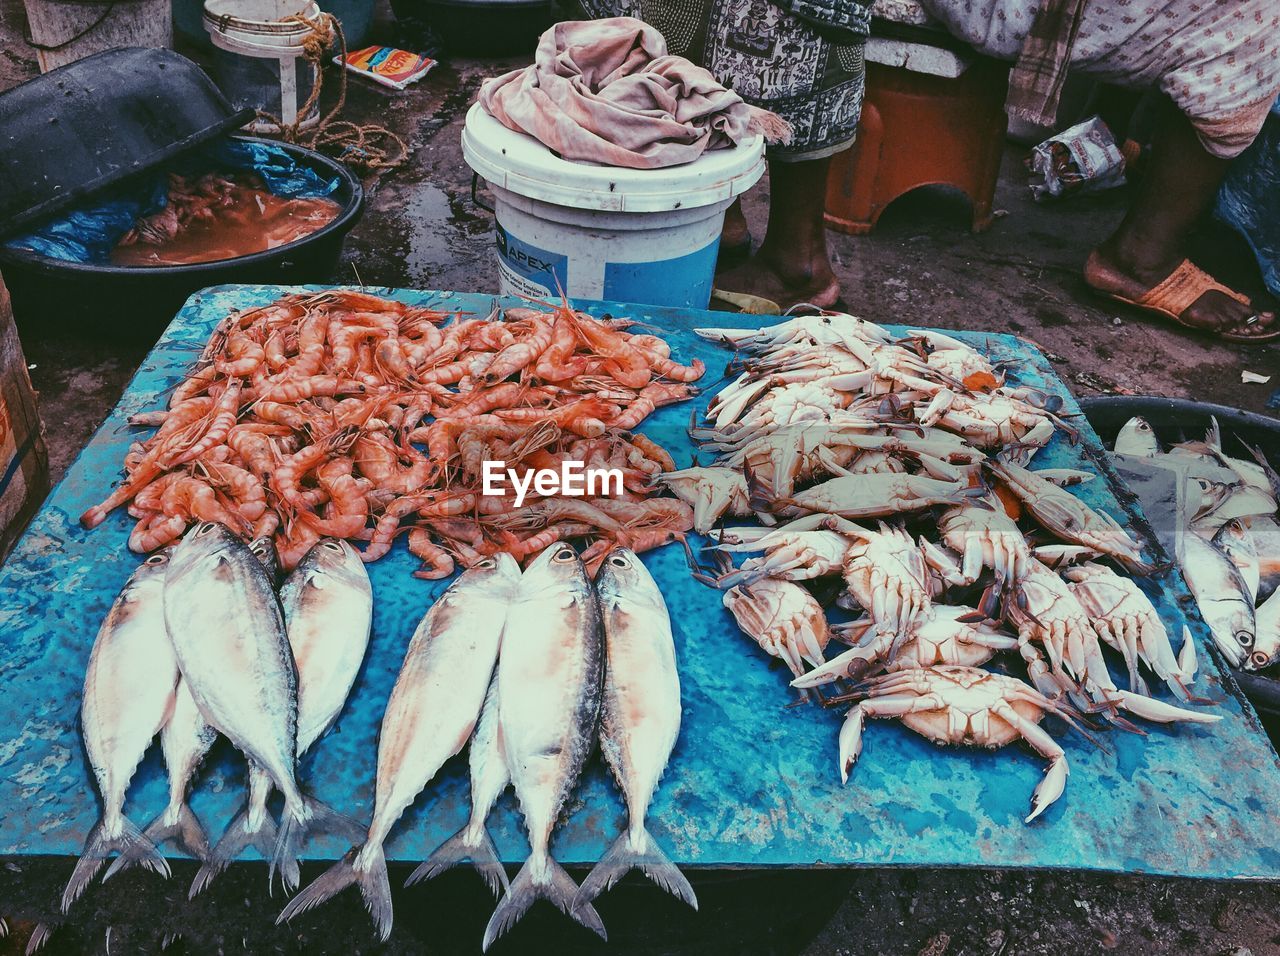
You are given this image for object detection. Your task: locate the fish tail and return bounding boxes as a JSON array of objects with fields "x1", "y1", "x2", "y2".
[
  {"x1": 24, "y1": 921, "x2": 53, "y2": 955},
  {"x1": 277, "y1": 844, "x2": 393, "y2": 941},
  {"x1": 104, "y1": 803, "x2": 210, "y2": 883},
  {"x1": 575, "y1": 827, "x2": 698, "y2": 911},
  {"x1": 62, "y1": 816, "x2": 169, "y2": 913},
  {"x1": 271, "y1": 795, "x2": 365, "y2": 895},
  {"x1": 406, "y1": 824, "x2": 510, "y2": 898},
  {"x1": 189, "y1": 801, "x2": 278, "y2": 898},
  {"x1": 482, "y1": 854, "x2": 607, "y2": 951}
]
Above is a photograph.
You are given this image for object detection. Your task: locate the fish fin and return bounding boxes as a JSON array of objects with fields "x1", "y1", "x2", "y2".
[
  {"x1": 62, "y1": 816, "x2": 168, "y2": 913},
  {"x1": 189, "y1": 802, "x2": 278, "y2": 898},
  {"x1": 24, "y1": 922, "x2": 53, "y2": 955},
  {"x1": 271, "y1": 795, "x2": 366, "y2": 895},
  {"x1": 482, "y1": 856, "x2": 607, "y2": 951},
  {"x1": 105, "y1": 803, "x2": 210, "y2": 882},
  {"x1": 277, "y1": 844, "x2": 393, "y2": 940},
  {"x1": 406, "y1": 825, "x2": 510, "y2": 898},
  {"x1": 575, "y1": 828, "x2": 697, "y2": 911}
]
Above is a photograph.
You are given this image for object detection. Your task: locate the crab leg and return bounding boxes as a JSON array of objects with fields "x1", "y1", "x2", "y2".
[
  {"x1": 990, "y1": 701, "x2": 1069, "y2": 823},
  {"x1": 838, "y1": 693, "x2": 945, "y2": 783}
]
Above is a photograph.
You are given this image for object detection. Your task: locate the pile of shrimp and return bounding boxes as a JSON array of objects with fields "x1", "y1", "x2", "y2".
[{"x1": 80, "y1": 290, "x2": 705, "y2": 576}]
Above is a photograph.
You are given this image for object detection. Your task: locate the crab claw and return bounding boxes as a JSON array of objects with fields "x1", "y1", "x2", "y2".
[
  {"x1": 1178, "y1": 626, "x2": 1199, "y2": 680},
  {"x1": 791, "y1": 645, "x2": 876, "y2": 689},
  {"x1": 1110, "y1": 690, "x2": 1221, "y2": 725},
  {"x1": 838, "y1": 706, "x2": 865, "y2": 784},
  {"x1": 1025, "y1": 755, "x2": 1068, "y2": 823}
]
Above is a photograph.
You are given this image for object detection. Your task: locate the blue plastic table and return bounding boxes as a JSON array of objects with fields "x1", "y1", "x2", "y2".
[{"x1": 3, "y1": 284, "x2": 1279, "y2": 880}]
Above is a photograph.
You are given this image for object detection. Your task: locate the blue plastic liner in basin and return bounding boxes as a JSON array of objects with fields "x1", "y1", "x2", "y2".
[{"x1": 4, "y1": 138, "x2": 341, "y2": 265}]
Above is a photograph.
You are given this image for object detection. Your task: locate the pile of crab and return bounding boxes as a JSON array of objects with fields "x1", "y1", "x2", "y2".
[
  {"x1": 661, "y1": 309, "x2": 1222, "y2": 823},
  {"x1": 80, "y1": 290, "x2": 703, "y2": 576}
]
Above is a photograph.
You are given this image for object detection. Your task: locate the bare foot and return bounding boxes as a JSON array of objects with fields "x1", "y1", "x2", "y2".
[
  {"x1": 715, "y1": 248, "x2": 840, "y2": 311},
  {"x1": 1085, "y1": 247, "x2": 1276, "y2": 340}
]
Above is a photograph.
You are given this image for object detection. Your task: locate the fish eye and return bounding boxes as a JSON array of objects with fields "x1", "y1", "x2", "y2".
[
  {"x1": 1138, "y1": 421, "x2": 1151, "y2": 431},
  {"x1": 608, "y1": 555, "x2": 629, "y2": 569},
  {"x1": 197, "y1": 522, "x2": 217, "y2": 536},
  {"x1": 553, "y1": 548, "x2": 575, "y2": 563},
  {"x1": 146, "y1": 554, "x2": 167, "y2": 565},
  {"x1": 323, "y1": 541, "x2": 343, "y2": 553},
  {"x1": 1237, "y1": 631, "x2": 1255, "y2": 647},
  {"x1": 476, "y1": 559, "x2": 495, "y2": 569}
]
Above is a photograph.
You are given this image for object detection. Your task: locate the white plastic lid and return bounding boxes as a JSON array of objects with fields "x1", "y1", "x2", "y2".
[{"x1": 461, "y1": 102, "x2": 765, "y2": 214}]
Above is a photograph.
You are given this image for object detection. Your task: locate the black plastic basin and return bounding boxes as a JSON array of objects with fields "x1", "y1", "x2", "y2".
[{"x1": 0, "y1": 135, "x2": 363, "y2": 341}]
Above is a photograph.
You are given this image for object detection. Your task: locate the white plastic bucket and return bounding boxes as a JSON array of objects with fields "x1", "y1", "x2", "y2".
[
  {"x1": 461, "y1": 103, "x2": 765, "y2": 309},
  {"x1": 204, "y1": 0, "x2": 325, "y2": 133}
]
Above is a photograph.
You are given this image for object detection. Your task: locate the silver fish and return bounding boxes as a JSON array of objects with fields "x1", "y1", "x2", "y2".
[
  {"x1": 408, "y1": 672, "x2": 510, "y2": 897},
  {"x1": 1245, "y1": 514, "x2": 1280, "y2": 604},
  {"x1": 1255, "y1": 589, "x2": 1280, "y2": 671},
  {"x1": 63, "y1": 550, "x2": 179, "y2": 913},
  {"x1": 111, "y1": 536, "x2": 283, "y2": 881},
  {"x1": 249, "y1": 534, "x2": 283, "y2": 588},
  {"x1": 279, "y1": 553, "x2": 521, "y2": 941},
  {"x1": 1180, "y1": 529, "x2": 1256, "y2": 668},
  {"x1": 194, "y1": 538, "x2": 371, "y2": 894},
  {"x1": 1214, "y1": 519, "x2": 1260, "y2": 604},
  {"x1": 1114, "y1": 416, "x2": 1158, "y2": 457},
  {"x1": 576, "y1": 548, "x2": 696, "y2": 911},
  {"x1": 483, "y1": 543, "x2": 607, "y2": 950},
  {"x1": 163, "y1": 522, "x2": 315, "y2": 890}
]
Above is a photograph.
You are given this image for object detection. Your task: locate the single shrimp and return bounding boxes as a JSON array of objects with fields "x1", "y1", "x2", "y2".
[
  {"x1": 569, "y1": 313, "x2": 650, "y2": 388},
  {"x1": 128, "y1": 512, "x2": 188, "y2": 553},
  {"x1": 160, "y1": 475, "x2": 250, "y2": 533},
  {"x1": 626, "y1": 433, "x2": 677, "y2": 472},
  {"x1": 408, "y1": 528, "x2": 455, "y2": 579},
  {"x1": 608, "y1": 382, "x2": 699, "y2": 430},
  {"x1": 162, "y1": 382, "x2": 242, "y2": 468},
  {"x1": 198, "y1": 460, "x2": 267, "y2": 524},
  {"x1": 255, "y1": 376, "x2": 367, "y2": 404},
  {"x1": 480, "y1": 316, "x2": 555, "y2": 384}
]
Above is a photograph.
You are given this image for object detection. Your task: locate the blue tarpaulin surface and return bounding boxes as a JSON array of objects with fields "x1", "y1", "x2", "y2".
[{"x1": 3, "y1": 284, "x2": 1280, "y2": 878}]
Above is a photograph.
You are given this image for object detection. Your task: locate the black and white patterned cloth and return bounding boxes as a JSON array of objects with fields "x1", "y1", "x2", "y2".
[{"x1": 578, "y1": 0, "x2": 868, "y2": 160}]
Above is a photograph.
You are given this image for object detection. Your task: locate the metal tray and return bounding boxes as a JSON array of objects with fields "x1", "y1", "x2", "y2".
[{"x1": 2, "y1": 285, "x2": 1280, "y2": 879}]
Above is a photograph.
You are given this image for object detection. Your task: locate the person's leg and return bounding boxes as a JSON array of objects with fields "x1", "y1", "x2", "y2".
[
  {"x1": 714, "y1": 155, "x2": 841, "y2": 309},
  {"x1": 1084, "y1": 103, "x2": 1275, "y2": 338},
  {"x1": 721, "y1": 199, "x2": 750, "y2": 249}
]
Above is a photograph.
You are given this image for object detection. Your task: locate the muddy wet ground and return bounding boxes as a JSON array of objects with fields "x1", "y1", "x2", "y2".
[{"x1": 1, "y1": 1, "x2": 1279, "y2": 953}]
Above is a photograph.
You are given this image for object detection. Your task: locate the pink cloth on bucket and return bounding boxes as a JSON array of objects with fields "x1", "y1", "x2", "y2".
[{"x1": 478, "y1": 17, "x2": 789, "y2": 170}]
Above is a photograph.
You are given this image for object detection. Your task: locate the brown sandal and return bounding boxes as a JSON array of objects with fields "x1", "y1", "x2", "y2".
[{"x1": 1100, "y1": 257, "x2": 1280, "y2": 343}]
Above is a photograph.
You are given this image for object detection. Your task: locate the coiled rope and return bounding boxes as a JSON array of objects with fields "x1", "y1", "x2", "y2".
[{"x1": 252, "y1": 11, "x2": 409, "y2": 172}]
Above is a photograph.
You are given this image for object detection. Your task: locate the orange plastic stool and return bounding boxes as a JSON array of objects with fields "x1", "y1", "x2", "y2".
[{"x1": 825, "y1": 58, "x2": 1009, "y2": 235}]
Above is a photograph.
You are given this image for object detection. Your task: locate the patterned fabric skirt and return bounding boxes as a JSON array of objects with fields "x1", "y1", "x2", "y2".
[
  {"x1": 918, "y1": 0, "x2": 1280, "y2": 159},
  {"x1": 578, "y1": 0, "x2": 867, "y2": 161}
]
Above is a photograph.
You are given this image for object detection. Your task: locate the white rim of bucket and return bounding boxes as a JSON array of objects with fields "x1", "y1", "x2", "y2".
[
  {"x1": 461, "y1": 102, "x2": 766, "y2": 215},
  {"x1": 203, "y1": 1, "x2": 322, "y2": 38},
  {"x1": 208, "y1": 26, "x2": 318, "y2": 54}
]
